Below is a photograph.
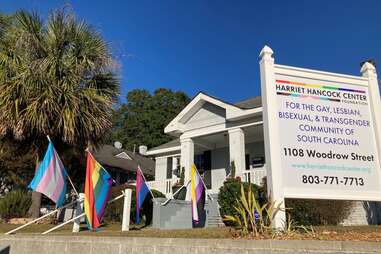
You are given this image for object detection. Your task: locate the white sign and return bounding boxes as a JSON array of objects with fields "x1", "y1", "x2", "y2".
[
  {"x1": 274, "y1": 76, "x2": 381, "y2": 199},
  {"x1": 260, "y1": 46, "x2": 381, "y2": 228}
]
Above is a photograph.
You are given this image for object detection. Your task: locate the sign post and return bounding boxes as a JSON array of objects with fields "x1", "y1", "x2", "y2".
[{"x1": 259, "y1": 46, "x2": 286, "y2": 229}]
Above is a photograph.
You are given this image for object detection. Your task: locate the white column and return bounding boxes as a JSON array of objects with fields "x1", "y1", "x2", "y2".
[
  {"x1": 180, "y1": 137, "x2": 194, "y2": 183},
  {"x1": 228, "y1": 128, "x2": 246, "y2": 177},
  {"x1": 72, "y1": 193, "x2": 84, "y2": 233},
  {"x1": 180, "y1": 137, "x2": 194, "y2": 201},
  {"x1": 361, "y1": 62, "x2": 381, "y2": 162},
  {"x1": 259, "y1": 45, "x2": 286, "y2": 229},
  {"x1": 122, "y1": 189, "x2": 132, "y2": 232}
]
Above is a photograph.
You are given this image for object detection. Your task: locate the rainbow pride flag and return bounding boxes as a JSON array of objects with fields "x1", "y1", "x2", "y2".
[
  {"x1": 136, "y1": 166, "x2": 150, "y2": 224},
  {"x1": 28, "y1": 142, "x2": 67, "y2": 207},
  {"x1": 191, "y1": 164, "x2": 205, "y2": 226},
  {"x1": 84, "y1": 151, "x2": 113, "y2": 230}
]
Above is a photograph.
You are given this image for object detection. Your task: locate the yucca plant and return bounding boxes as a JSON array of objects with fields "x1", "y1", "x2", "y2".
[{"x1": 223, "y1": 183, "x2": 283, "y2": 236}]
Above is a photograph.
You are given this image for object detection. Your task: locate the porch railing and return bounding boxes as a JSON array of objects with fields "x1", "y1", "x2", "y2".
[
  {"x1": 146, "y1": 166, "x2": 266, "y2": 197},
  {"x1": 241, "y1": 166, "x2": 266, "y2": 186},
  {"x1": 146, "y1": 179, "x2": 174, "y2": 198}
]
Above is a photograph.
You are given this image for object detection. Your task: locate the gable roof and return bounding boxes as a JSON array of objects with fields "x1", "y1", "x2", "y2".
[
  {"x1": 115, "y1": 152, "x2": 133, "y2": 160},
  {"x1": 147, "y1": 138, "x2": 180, "y2": 152},
  {"x1": 235, "y1": 96, "x2": 262, "y2": 109},
  {"x1": 164, "y1": 92, "x2": 262, "y2": 135},
  {"x1": 148, "y1": 95, "x2": 263, "y2": 155},
  {"x1": 92, "y1": 145, "x2": 155, "y2": 176}
]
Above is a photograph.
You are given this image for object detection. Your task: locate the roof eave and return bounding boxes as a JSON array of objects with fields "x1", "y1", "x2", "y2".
[
  {"x1": 226, "y1": 107, "x2": 263, "y2": 121},
  {"x1": 146, "y1": 146, "x2": 181, "y2": 156}
]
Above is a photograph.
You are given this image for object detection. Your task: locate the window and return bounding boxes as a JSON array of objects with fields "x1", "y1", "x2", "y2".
[
  {"x1": 194, "y1": 154, "x2": 205, "y2": 173},
  {"x1": 245, "y1": 154, "x2": 250, "y2": 170},
  {"x1": 252, "y1": 157, "x2": 265, "y2": 168},
  {"x1": 173, "y1": 157, "x2": 180, "y2": 177},
  {"x1": 194, "y1": 151, "x2": 212, "y2": 189},
  {"x1": 166, "y1": 157, "x2": 173, "y2": 179}
]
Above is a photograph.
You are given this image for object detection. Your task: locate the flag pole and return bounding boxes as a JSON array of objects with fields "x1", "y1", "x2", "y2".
[
  {"x1": 193, "y1": 165, "x2": 213, "y2": 201},
  {"x1": 46, "y1": 135, "x2": 79, "y2": 197},
  {"x1": 138, "y1": 166, "x2": 156, "y2": 202},
  {"x1": 67, "y1": 174, "x2": 79, "y2": 197}
]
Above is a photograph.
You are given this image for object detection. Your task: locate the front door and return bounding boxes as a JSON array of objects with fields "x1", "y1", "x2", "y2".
[{"x1": 194, "y1": 151, "x2": 212, "y2": 189}]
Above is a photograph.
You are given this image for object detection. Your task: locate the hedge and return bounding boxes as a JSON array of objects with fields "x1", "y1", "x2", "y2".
[
  {"x1": 259, "y1": 177, "x2": 353, "y2": 225},
  {"x1": 217, "y1": 177, "x2": 260, "y2": 226},
  {"x1": 286, "y1": 198, "x2": 353, "y2": 225},
  {"x1": 0, "y1": 189, "x2": 31, "y2": 220}
]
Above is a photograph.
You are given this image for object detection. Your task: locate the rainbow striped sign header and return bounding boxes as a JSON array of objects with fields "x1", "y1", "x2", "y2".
[{"x1": 276, "y1": 79, "x2": 366, "y2": 94}]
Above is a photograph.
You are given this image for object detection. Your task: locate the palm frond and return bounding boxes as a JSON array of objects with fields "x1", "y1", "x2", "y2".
[{"x1": 0, "y1": 8, "x2": 119, "y2": 147}]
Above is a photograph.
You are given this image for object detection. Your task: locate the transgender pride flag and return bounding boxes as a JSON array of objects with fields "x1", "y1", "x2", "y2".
[
  {"x1": 191, "y1": 164, "x2": 205, "y2": 226},
  {"x1": 28, "y1": 142, "x2": 68, "y2": 207}
]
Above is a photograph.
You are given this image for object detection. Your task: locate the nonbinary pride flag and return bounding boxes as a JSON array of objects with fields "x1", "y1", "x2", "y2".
[
  {"x1": 28, "y1": 142, "x2": 67, "y2": 207},
  {"x1": 191, "y1": 164, "x2": 205, "y2": 225},
  {"x1": 84, "y1": 151, "x2": 113, "y2": 230},
  {"x1": 136, "y1": 166, "x2": 150, "y2": 224}
]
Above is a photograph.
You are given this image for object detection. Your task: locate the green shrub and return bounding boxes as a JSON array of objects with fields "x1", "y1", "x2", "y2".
[
  {"x1": 257, "y1": 177, "x2": 353, "y2": 226},
  {"x1": 218, "y1": 177, "x2": 259, "y2": 226},
  {"x1": 104, "y1": 184, "x2": 165, "y2": 225},
  {"x1": 286, "y1": 199, "x2": 353, "y2": 226},
  {"x1": 259, "y1": 177, "x2": 352, "y2": 226},
  {"x1": 0, "y1": 190, "x2": 31, "y2": 220}
]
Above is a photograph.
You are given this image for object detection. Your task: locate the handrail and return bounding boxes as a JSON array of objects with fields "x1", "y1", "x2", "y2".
[
  {"x1": 161, "y1": 181, "x2": 190, "y2": 206},
  {"x1": 160, "y1": 180, "x2": 214, "y2": 206},
  {"x1": 5, "y1": 199, "x2": 79, "y2": 235},
  {"x1": 41, "y1": 193, "x2": 125, "y2": 234}
]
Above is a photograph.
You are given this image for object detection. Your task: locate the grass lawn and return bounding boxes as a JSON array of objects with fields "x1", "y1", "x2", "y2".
[{"x1": 1, "y1": 223, "x2": 381, "y2": 241}]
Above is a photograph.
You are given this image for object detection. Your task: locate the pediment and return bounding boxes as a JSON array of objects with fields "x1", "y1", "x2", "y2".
[
  {"x1": 164, "y1": 92, "x2": 259, "y2": 135},
  {"x1": 115, "y1": 152, "x2": 132, "y2": 160},
  {"x1": 183, "y1": 102, "x2": 226, "y2": 130}
]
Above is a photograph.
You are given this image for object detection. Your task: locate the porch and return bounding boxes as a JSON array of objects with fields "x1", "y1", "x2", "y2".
[
  {"x1": 147, "y1": 166, "x2": 267, "y2": 198},
  {"x1": 147, "y1": 124, "x2": 267, "y2": 198}
]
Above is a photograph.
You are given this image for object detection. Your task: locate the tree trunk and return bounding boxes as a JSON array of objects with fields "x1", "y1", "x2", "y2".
[{"x1": 28, "y1": 157, "x2": 41, "y2": 218}]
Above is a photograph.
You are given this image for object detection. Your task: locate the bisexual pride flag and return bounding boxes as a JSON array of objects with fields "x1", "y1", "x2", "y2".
[
  {"x1": 136, "y1": 166, "x2": 150, "y2": 224},
  {"x1": 191, "y1": 164, "x2": 205, "y2": 226},
  {"x1": 28, "y1": 142, "x2": 68, "y2": 207},
  {"x1": 84, "y1": 151, "x2": 113, "y2": 230}
]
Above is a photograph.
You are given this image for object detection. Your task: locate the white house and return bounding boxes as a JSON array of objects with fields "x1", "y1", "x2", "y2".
[
  {"x1": 147, "y1": 46, "x2": 381, "y2": 226},
  {"x1": 146, "y1": 92, "x2": 267, "y2": 197}
]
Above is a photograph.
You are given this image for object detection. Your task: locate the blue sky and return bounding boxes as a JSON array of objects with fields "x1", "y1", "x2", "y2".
[{"x1": 2, "y1": 0, "x2": 381, "y2": 104}]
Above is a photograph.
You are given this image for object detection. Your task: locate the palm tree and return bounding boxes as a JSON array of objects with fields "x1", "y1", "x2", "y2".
[{"x1": 0, "y1": 10, "x2": 119, "y2": 217}]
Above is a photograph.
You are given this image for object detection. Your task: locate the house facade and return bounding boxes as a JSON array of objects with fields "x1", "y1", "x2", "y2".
[
  {"x1": 147, "y1": 47, "x2": 381, "y2": 227},
  {"x1": 147, "y1": 88, "x2": 380, "y2": 227},
  {"x1": 146, "y1": 93, "x2": 267, "y2": 197}
]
